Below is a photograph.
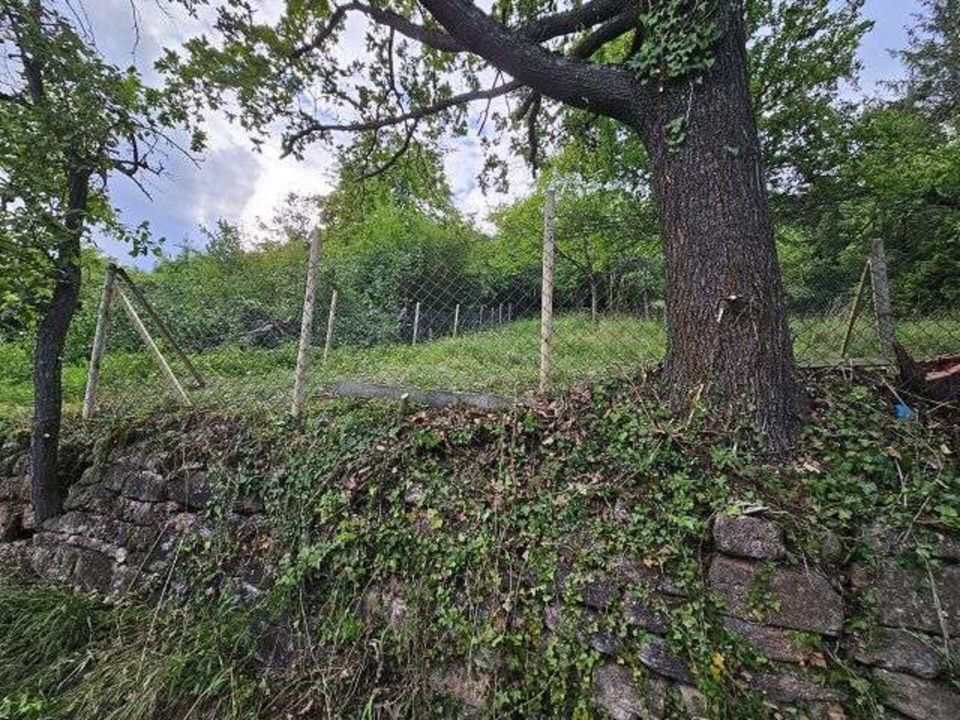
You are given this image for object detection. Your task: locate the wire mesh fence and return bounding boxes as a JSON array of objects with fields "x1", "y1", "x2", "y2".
[{"x1": 3, "y1": 182, "x2": 959, "y2": 421}]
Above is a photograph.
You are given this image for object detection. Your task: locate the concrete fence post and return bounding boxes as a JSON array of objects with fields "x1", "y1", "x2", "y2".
[
  {"x1": 870, "y1": 237, "x2": 897, "y2": 363},
  {"x1": 292, "y1": 227, "x2": 322, "y2": 417},
  {"x1": 540, "y1": 186, "x2": 556, "y2": 392}
]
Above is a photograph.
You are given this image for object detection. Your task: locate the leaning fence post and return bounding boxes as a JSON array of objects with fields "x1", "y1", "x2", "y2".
[
  {"x1": 323, "y1": 288, "x2": 338, "y2": 364},
  {"x1": 115, "y1": 268, "x2": 205, "y2": 389},
  {"x1": 82, "y1": 264, "x2": 117, "y2": 420},
  {"x1": 540, "y1": 186, "x2": 556, "y2": 392},
  {"x1": 118, "y1": 286, "x2": 191, "y2": 406},
  {"x1": 840, "y1": 259, "x2": 871, "y2": 358},
  {"x1": 870, "y1": 237, "x2": 896, "y2": 363},
  {"x1": 412, "y1": 301, "x2": 421, "y2": 345},
  {"x1": 453, "y1": 303, "x2": 460, "y2": 338},
  {"x1": 292, "y1": 227, "x2": 322, "y2": 418}
]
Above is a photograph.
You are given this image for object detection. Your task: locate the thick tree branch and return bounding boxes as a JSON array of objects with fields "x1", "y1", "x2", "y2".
[
  {"x1": 512, "y1": 8, "x2": 640, "y2": 123},
  {"x1": 293, "y1": 2, "x2": 461, "y2": 58},
  {"x1": 417, "y1": 0, "x2": 638, "y2": 125},
  {"x1": 518, "y1": 0, "x2": 629, "y2": 42},
  {"x1": 294, "y1": 0, "x2": 629, "y2": 58},
  {"x1": 571, "y1": 8, "x2": 639, "y2": 58}
]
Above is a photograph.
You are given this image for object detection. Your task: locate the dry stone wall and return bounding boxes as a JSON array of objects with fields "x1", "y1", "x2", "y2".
[{"x1": 1, "y1": 446, "x2": 958, "y2": 720}]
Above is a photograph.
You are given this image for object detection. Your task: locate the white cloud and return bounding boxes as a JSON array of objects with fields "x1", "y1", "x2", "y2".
[{"x1": 84, "y1": 0, "x2": 534, "y2": 248}]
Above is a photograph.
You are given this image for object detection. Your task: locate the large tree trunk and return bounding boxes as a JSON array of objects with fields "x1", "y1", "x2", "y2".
[
  {"x1": 638, "y1": 6, "x2": 800, "y2": 450},
  {"x1": 30, "y1": 172, "x2": 88, "y2": 523}
]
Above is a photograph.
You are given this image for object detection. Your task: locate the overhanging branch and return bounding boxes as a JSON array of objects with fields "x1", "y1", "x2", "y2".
[
  {"x1": 418, "y1": 0, "x2": 638, "y2": 125},
  {"x1": 281, "y1": 79, "x2": 522, "y2": 156},
  {"x1": 294, "y1": 0, "x2": 631, "y2": 58}
]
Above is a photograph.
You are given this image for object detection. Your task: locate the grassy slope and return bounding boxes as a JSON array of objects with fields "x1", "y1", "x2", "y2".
[
  {"x1": 1, "y1": 374, "x2": 959, "y2": 719},
  {"x1": 2, "y1": 313, "x2": 958, "y2": 421}
]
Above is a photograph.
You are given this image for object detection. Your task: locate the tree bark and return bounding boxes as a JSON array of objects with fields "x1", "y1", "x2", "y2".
[
  {"x1": 637, "y1": 6, "x2": 800, "y2": 450},
  {"x1": 30, "y1": 170, "x2": 88, "y2": 523}
]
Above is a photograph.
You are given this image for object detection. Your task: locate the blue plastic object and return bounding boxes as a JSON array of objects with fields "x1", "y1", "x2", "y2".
[{"x1": 894, "y1": 402, "x2": 916, "y2": 421}]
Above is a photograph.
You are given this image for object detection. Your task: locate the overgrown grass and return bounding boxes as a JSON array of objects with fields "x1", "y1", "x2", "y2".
[
  {"x1": 2, "y1": 312, "x2": 959, "y2": 422},
  {"x1": 0, "y1": 575, "x2": 265, "y2": 720}
]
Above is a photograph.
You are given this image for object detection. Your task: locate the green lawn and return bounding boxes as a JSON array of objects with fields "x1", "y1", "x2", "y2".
[{"x1": 2, "y1": 312, "x2": 959, "y2": 421}]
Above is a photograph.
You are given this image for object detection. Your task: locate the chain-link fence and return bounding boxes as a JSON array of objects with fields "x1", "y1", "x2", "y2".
[{"x1": 3, "y1": 184, "x2": 959, "y2": 421}]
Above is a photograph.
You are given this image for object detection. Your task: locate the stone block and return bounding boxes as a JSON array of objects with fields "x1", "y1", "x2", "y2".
[
  {"x1": 714, "y1": 515, "x2": 786, "y2": 560},
  {"x1": 753, "y1": 670, "x2": 844, "y2": 704},
  {"x1": 853, "y1": 562, "x2": 960, "y2": 635},
  {"x1": 709, "y1": 556, "x2": 843, "y2": 635},
  {"x1": 593, "y1": 664, "x2": 666, "y2": 720},
  {"x1": 121, "y1": 470, "x2": 166, "y2": 503},
  {"x1": 723, "y1": 616, "x2": 822, "y2": 664},
  {"x1": 637, "y1": 637, "x2": 692, "y2": 684},
  {"x1": 849, "y1": 627, "x2": 953, "y2": 679},
  {"x1": 165, "y1": 472, "x2": 214, "y2": 509},
  {"x1": 875, "y1": 669, "x2": 960, "y2": 720}
]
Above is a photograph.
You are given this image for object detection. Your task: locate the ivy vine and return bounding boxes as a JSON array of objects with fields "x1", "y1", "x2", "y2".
[
  {"x1": 627, "y1": 0, "x2": 722, "y2": 152},
  {"x1": 627, "y1": 0, "x2": 722, "y2": 82}
]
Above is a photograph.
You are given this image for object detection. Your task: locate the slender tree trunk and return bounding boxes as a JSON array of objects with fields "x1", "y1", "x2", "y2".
[
  {"x1": 637, "y1": 7, "x2": 799, "y2": 450},
  {"x1": 30, "y1": 171, "x2": 88, "y2": 523}
]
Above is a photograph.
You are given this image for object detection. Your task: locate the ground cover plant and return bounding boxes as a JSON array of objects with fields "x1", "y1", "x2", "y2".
[{"x1": 1, "y1": 371, "x2": 957, "y2": 719}]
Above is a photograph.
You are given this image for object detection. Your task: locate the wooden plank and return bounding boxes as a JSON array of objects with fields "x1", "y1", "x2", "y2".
[
  {"x1": 329, "y1": 380, "x2": 509, "y2": 411},
  {"x1": 870, "y1": 237, "x2": 897, "y2": 363},
  {"x1": 117, "y1": 287, "x2": 191, "y2": 406},
  {"x1": 323, "y1": 288, "x2": 338, "y2": 364},
  {"x1": 114, "y1": 268, "x2": 205, "y2": 389},
  {"x1": 292, "y1": 227, "x2": 322, "y2": 417},
  {"x1": 840, "y1": 259, "x2": 871, "y2": 358},
  {"x1": 82, "y1": 265, "x2": 117, "y2": 420},
  {"x1": 540, "y1": 186, "x2": 556, "y2": 392}
]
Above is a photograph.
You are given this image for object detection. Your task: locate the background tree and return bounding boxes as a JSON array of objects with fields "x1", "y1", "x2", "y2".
[
  {"x1": 160, "y1": 0, "x2": 877, "y2": 448},
  {"x1": 0, "y1": 1, "x2": 196, "y2": 521},
  {"x1": 896, "y1": 0, "x2": 960, "y2": 129}
]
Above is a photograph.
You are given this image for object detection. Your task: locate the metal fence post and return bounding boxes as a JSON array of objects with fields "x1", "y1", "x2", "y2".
[
  {"x1": 453, "y1": 303, "x2": 460, "y2": 337},
  {"x1": 870, "y1": 237, "x2": 897, "y2": 363},
  {"x1": 540, "y1": 186, "x2": 556, "y2": 392},
  {"x1": 292, "y1": 227, "x2": 322, "y2": 417}
]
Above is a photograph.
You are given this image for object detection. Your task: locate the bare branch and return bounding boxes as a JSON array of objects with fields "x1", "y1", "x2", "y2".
[
  {"x1": 519, "y1": 0, "x2": 629, "y2": 42},
  {"x1": 293, "y1": 2, "x2": 460, "y2": 58},
  {"x1": 356, "y1": 120, "x2": 419, "y2": 180},
  {"x1": 282, "y1": 79, "x2": 522, "y2": 157}
]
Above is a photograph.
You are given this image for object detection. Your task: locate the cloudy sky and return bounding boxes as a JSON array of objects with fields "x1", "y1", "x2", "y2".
[{"x1": 83, "y1": 0, "x2": 922, "y2": 264}]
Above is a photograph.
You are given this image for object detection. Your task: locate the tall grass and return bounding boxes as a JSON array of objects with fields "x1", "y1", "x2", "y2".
[{"x1": 0, "y1": 576, "x2": 263, "y2": 720}]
